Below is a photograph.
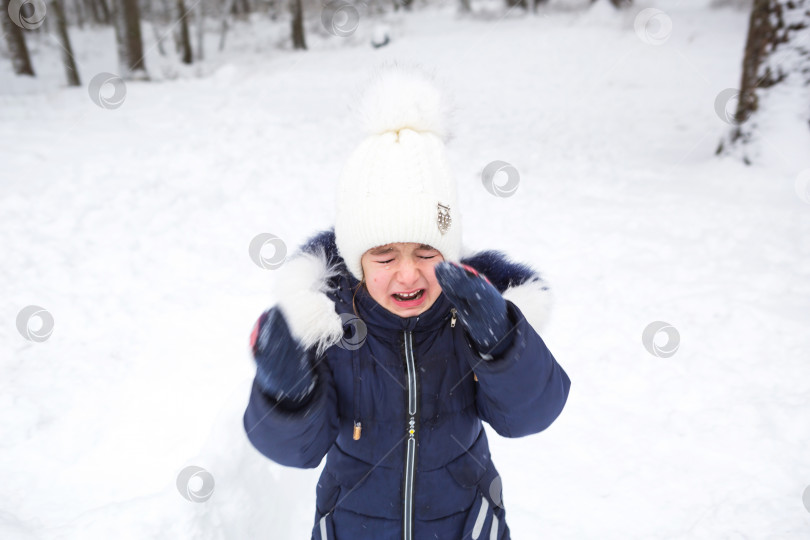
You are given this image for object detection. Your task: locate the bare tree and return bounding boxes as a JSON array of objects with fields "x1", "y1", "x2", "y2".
[
  {"x1": 231, "y1": 0, "x2": 249, "y2": 17},
  {"x1": 219, "y1": 0, "x2": 238, "y2": 51},
  {"x1": 716, "y1": 0, "x2": 810, "y2": 163},
  {"x1": 74, "y1": 0, "x2": 87, "y2": 28},
  {"x1": 590, "y1": 0, "x2": 631, "y2": 7},
  {"x1": 195, "y1": 0, "x2": 203, "y2": 60},
  {"x1": 506, "y1": 0, "x2": 550, "y2": 11},
  {"x1": 113, "y1": 0, "x2": 149, "y2": 79},
  {"x1": 51, "y1": 0, "x2": 81, "y2": 85},
  {"x1": 1, "y1": 0, "x2": 36, "y2": 75},
  {"x1": 290, "y1": 0, "x2": 305, "y2": 50},
  {"x1": 95, "y1": 0, "x2": 110, "y2": 23},
  {"x1": 176, "y1": 0, "x2": 193, "y2": 63},
  {"x1": 82, "y1": 0, "x2": 111, "y2": 24}
]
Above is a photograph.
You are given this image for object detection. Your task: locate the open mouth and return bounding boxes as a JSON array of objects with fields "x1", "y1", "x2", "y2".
[{"x1": 392, "y1": 289, "x2": 425, "y2": 302}]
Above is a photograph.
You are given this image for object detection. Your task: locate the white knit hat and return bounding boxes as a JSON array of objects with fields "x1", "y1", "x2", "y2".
[{"x1": 335, "y1": 63, "x2": 462, "y2": 281}]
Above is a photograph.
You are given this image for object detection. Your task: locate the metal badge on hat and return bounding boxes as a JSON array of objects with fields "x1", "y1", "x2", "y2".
[{"x1": 437, "y1": 202, "x2": 451, "y2": 234}]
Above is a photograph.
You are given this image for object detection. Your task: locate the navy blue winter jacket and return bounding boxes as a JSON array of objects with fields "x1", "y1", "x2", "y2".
[{"x1": 243, "y1": 229, "x2": 571, "y2": 539}]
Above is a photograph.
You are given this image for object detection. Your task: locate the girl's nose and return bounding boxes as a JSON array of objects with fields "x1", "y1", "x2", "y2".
[{"x1": 397, "y1": 260, "x2": 420, "y2": 284}]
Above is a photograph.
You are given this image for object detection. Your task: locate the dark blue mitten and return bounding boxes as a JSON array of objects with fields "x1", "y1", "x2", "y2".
[
  {"x1": 434, "y1": 262, "x2": 513, "y2": 360},
  {"x1": 249, "y1": 307, "x2": 316, "y2": 409}
]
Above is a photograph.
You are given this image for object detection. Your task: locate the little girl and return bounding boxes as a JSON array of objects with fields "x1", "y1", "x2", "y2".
[{"x1": 243, "y1": 65, "x2": 571, "y2": 540}]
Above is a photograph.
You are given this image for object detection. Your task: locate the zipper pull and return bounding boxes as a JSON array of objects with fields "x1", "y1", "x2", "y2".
[
  {"x1": 450, "y1": 308, "x2": 457, "y2": 328},
  {"x1": 353, "y1": 421, "x2": 362, "y2": 440}
]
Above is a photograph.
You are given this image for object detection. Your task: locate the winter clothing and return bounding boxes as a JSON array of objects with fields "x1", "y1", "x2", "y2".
[
  {"x1": 250, "y1": 308, "x2": 316, "y2": 409},
  {"x1": 434, "y1": 261, "x2": 513, "y2": 360},
  {"x1": 334, "y1": 64, "x2": 463, "y2": 282},
  {"x1": 243, "y1": 228, "x2": 571, "y2": 540}
]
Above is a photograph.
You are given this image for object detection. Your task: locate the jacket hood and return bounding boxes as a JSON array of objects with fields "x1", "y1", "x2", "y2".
[{"x1": 271, "y1": 227, "x2": 554, "y2": 357}]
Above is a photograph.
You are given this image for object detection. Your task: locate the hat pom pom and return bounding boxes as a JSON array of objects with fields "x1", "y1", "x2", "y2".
[{"x1": 356, "y1": 63, "x2": 453, "y2": 143}]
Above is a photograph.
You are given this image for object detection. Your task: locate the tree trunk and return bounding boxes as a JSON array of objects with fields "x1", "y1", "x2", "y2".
[
  {"x1": 83, "y1": 0, "x2": 97, "y2": 23},
  {"x1": 195, "y1": 0, "x2": 204, "y2": 61},
  {"x1": 219, "y1": 0, "x2": 238, "y2": 50},
  {"x1": 51, "y1": 0, "x2": 82, "y2": 85},
  {"x1": 176, "y1": 0, "x2": 193, "y2": 63},
  {"x1": 716, "y1": 0, "x2": 810, "y2": 163},
  {"x1": 590, "y1": 0, "x2": 631, "y2": 7},
  {"x1": 113, "y1": 0, "x2": 149, "y2": 79},
  {"x1": 290, "y1": 0, "x2": 306, "y2": 50},
  {"x1": 1, "y1": 0, "x2": 36, "y2": 75},
  {"x1": 84, "y1": 0, "x2": 101, "y2": 23},
  {"x1": 74, "y1": 0, "x2": 87, "y2": 28},
  {"x1": 96, "y1": 0, "x2": 111, "y2": 23},
  {"x1": 231, "y1": 0, "x2": 248, "y2": 17}
]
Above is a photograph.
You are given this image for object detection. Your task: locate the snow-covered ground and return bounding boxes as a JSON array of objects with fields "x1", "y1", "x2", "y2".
[{"x1": 3, "y1": 0, "x2": 810, "y2": 538}]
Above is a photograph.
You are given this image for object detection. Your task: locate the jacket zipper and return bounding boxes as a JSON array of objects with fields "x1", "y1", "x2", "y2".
[
  {"x1": 402, "y1": 309, "x2": 455, "y2": 538},
  {"x1": 449, "y1": 307, "x2": 475, "y2": 381},
  {"x1": 402, "y1": 330, "x2": 418, "y2": 540}
]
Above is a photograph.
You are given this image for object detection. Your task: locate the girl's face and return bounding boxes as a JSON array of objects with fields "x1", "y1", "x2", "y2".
[{"x1": 360, "y1": 242, "x2": 445, "y2": 317}]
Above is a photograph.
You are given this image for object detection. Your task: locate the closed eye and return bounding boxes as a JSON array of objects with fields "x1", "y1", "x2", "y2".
[{"x1": 377, "y1": 255, "x2": 436, "y2": 264}]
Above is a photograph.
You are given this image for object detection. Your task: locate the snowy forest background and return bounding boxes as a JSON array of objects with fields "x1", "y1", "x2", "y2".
[{"x1": 2, "y1": 0, "x2": 810, "y2": 538}]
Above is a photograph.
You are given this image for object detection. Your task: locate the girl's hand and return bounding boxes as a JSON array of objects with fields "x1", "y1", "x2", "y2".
[
  {"x1": 434, "y1": 262, "x2": 513, "y2": 359},
  {"x1": 250, "y1": 307, "x2": 316, "y2": 408}
]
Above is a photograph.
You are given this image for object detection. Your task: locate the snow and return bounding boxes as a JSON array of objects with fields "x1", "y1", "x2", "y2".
[{"x1": 2, "y1": 0, "x2": 810, "y2": 538}]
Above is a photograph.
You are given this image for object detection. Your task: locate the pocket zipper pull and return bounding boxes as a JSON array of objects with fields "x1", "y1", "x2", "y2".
[
  {"x1": 353, "y1": 421, "x2": 362, "y2": 440},
  {"x1": 450, "y1": 308, "x2": 457, "y2": 328}
]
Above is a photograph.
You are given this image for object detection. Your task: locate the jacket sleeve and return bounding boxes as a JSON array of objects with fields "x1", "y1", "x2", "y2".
[
  {"x1": 242, "y1": 351, "x2": 340, "y2": 468},
  {"x1": 456, "y1": 299, "x2": 571, "y2": 438}
]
